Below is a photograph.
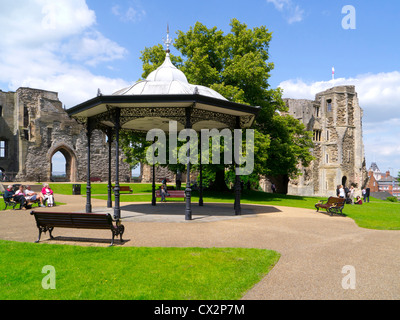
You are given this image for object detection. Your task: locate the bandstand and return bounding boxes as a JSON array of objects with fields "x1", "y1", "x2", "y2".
[{"x1": 67, "y1": 31, "x2": 260, "y2": 221}]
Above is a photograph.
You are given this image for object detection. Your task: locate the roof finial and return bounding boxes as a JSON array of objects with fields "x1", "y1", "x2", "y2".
[{"x1": 163, "y1": 23, "x2": 173, "y2": 53}]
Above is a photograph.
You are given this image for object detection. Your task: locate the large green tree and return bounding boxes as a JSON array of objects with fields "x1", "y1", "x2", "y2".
[{"x1": 121, "y1": 19, "x2": 313, "y2": 193}]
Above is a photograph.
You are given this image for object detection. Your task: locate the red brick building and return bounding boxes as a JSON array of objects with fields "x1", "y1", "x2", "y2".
[{"x1": 367, "y1": 163, "x2": 400, "y2": 198}]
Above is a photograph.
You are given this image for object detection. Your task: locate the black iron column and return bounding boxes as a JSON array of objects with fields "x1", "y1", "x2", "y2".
[
  {"x1": 185, "y1": 107, "x2": 192, "y2": 220},
  {"x1": 199, "y1": 164, "x2": 203, "y2": 206},
  {"x1": 86, "y1": 119, "x2": 93, "y2": 213},
  {"x1": 107, "y1": 128, "x2": 113, "y2": 209},
  {"x1": 234, "y1": 117, "x2": 241, "y2": 215},
  {"x1": 152, "y1": 163, "x2": 156, "y2": 206},
  {"x1": 199, "y1": 131, "x2": 203, "y2": 206},
  {"x1": 114, "y1": 108, "x2": 121, "y2": 221}
]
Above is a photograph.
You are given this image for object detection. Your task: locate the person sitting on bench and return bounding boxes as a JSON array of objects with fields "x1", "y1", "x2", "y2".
[
  {"x1": 41, "y1": 184, "x2": 55, "y2": 207},
  {"x1": 25, "y1": 185, "x2": 45, "y2": 207},
  {"x1": 160, "y1": 185, "x2": 167, "y2": 202},
  {"x1": 4, "y1": 185, "x2": 26, "y2": 210}
]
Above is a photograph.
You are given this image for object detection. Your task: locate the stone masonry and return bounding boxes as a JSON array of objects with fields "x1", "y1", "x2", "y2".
[
  {"x1": 0, "y1": 87, "x2": 130, "y2": 182},
  {"x1": 284, "y1": 85, "x2": 368, "y2": 197}
]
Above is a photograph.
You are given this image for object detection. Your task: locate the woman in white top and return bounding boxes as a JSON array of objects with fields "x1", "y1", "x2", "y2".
[
  {"x1": 41, "y1": 183, "x2": 54, "y2": 207},
  {"x1": 339, "y1": 185, "x2": 346, "y2": 198}
]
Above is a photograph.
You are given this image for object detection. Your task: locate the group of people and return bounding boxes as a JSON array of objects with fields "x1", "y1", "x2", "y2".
[
  {"x1": 4, "y1": 184, "x2": 55, "y2": 210},
  {"x1": 336, "y1": 184, "x2": 363, "y2": 205}
]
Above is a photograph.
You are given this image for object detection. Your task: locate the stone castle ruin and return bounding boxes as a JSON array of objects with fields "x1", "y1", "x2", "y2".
[
  {"x1": 284, "y1": 85, "x2": 368, "y2": 197},
  {"x1": 0, "y1": 87, "x2": 130, "y2": 182}
]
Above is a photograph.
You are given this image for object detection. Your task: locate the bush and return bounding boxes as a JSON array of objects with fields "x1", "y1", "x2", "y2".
[{"x1": 387, "y1": 196, "x2": 398, "y2": 202}]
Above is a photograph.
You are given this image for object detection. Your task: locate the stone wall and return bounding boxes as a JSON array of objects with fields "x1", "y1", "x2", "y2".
[
  {"x1": 0, "y1": 90, "x2": 18, "y2": 175},
  {"x1": 1, "y1": 87, "x2": 130, "y2": 182}
]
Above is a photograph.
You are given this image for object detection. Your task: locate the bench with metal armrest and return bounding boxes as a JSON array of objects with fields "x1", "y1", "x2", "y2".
[
  {"x1": 315, "y1": 196, "x2": 346, "y2": 216},
  {"x1": 30, "y1": 211, "x2": 125, "y2": 246}
]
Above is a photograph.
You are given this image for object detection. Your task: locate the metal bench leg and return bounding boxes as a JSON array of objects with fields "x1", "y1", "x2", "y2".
[
  {"x1": 49, "y1": 227, "x2": 55, "y2": 240},
  {"x1": 110, "y1": 225, "x2": 124, "y2": 246},
  {"x1": 35, "y1": 228, "x2": 43, "y2": 243},
  {"x1": 119, "y1": 225, "x2": 125, "y2": 243},
  {"x1": 110, "y1": 232, "x2": 115, "y2": 247}
]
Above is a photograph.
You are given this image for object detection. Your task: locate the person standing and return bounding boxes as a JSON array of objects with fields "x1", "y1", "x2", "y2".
[
  {"x1": 362, "y1": 188, "x2": 367, "y2": 202},
  {"x1": 349, "y1": 186, "x2": 355, "y2": 204},
  {"x1": 339, "y1": 185, "x2": 346, "y2": 198},
  {"x1": 366, "y1": 187, "x2": 370, "y2": 203}
]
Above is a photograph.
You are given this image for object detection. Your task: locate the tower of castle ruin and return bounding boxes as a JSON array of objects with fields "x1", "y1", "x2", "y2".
[{"x1": 285, "y1": 86, "x2": 368, "y2": 197}]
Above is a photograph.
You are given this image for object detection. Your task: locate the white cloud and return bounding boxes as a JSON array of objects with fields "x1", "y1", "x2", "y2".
[
  {"x1": 112, "y1": 4, "x2": 146, "y2": 23},
  {"x1": 363, "y1": 118, "x2": 400, "y2": 175},
  {"x1": 0, "y1": 0, "x2": 130, "y2": 107},
  {"x1": 18, "y1": 69, "x2": 129, "y2": 108},
  {"x1": 1, "y1": 0, "x2": 96, "y2": 47},
  {"x1": 279, "y1": 71, "x2": 400, "y2": 123},
  {"x1": 266, "y1": 0, "x2": 304, "y2": 24},
  {"x1": 62, "y1": 30, "x2": 128, "y2": 66}
]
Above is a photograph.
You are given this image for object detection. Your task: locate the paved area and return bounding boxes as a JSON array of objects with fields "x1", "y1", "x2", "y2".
[{"x1": 1, "y1": 193, "x2": 399, "y2": 300}]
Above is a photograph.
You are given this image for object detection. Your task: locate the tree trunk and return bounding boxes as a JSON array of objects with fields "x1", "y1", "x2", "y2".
[{"x1": 208, "y1": 167, "x2": 229, "y2": 192}]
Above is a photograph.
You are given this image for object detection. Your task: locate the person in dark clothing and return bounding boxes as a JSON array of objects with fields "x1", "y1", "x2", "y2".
[
  {"x1": 365, "y1": 187, "x2": 370, "y2": 203},
  {"x1": 4, "y1": 185, "x2": 26, "y2": 210}
]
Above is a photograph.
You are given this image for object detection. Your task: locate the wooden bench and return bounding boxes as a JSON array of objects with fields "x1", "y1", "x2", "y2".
[
  {"x1": 315, "y1": 196, "x2": 346, "y2": 216},
  {"x1": 112, "y1": 185, "x2": 133, "y2": 193},
  {"x1": 155, "y1": 189, "x2": 185, "y2": 200},
  {"x1": 30, "y1": 211, "x2": 125, "y2": 246},
  {"x1": 2, "y1": 193, "x2": 18, "y2": 210},
  {"x1": 26, "y1": 197, "x2": 43, "y2": 208},
  {"x1": 90, "y1": 177, "x2": 102, "y2": 182}
]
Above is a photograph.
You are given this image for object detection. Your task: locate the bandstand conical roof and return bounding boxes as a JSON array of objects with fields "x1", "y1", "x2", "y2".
[
  {"x1": 67, "y1": 34, "x2": 259, "y2": 132},
  {"x1": 112, "y1": 53, "x2": 228, "y2": 101}
]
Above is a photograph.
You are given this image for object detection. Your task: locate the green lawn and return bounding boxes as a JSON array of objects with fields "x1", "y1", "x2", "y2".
[{"x1": 0, "y1": 240, "x2": 280, "y2": 300}]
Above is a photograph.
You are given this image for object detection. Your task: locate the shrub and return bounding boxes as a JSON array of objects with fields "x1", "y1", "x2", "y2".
[{"x1": 387, "y1": 196, "x2": 398, "y2": 202}]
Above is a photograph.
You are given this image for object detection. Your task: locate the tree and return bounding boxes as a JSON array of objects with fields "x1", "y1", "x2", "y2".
[{"x1": 121, "y1": 19, "x2": 314, "y2": 193}]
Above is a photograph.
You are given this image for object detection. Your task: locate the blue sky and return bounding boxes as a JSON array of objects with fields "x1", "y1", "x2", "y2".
[{"x1": 1, "y1": 0, "x2": 399, "y2": 176}]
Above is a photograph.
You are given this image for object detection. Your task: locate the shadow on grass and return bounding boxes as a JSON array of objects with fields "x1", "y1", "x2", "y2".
[{"x1": 41, "y1": 236, "x2": 129, "y2": 246}]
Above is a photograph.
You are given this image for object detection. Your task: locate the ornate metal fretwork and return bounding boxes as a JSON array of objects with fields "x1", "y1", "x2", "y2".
[
  {"x1": 73, "y1": 104, "x2": 253, "y2": 133},
  {"x1": 118, "y1": 106, "x2": 188, "y2": 127},
  {"x1": 239, "y1": 115, "x2": 254, "y2": 128},
  {"x1": 191, "y1": 108, "x2": 236, "y2": 130}
]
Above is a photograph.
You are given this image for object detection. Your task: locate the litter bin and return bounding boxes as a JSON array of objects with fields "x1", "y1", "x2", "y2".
[{"x1": 72, "y1": 184, "x2": 81, "y2": 195}]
